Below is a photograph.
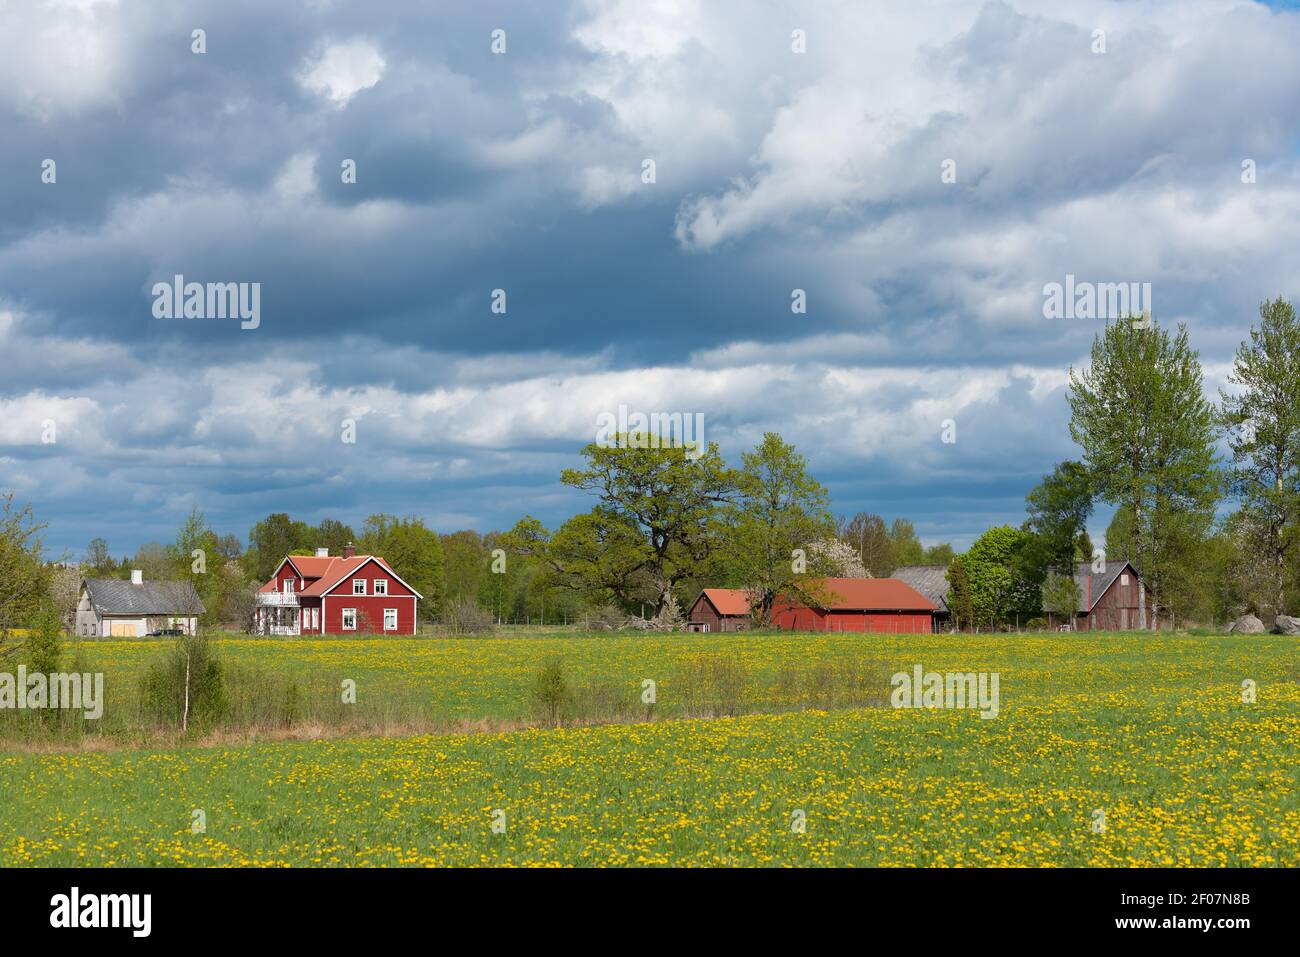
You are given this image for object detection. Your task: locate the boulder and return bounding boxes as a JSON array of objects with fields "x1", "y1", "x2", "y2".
[
  {"x1": 1272, "y1": 615, "x2": 1300, "y2": 636},
  {"x1": 1228, "y1": 614, "x2": 1266, "y2": 634}
]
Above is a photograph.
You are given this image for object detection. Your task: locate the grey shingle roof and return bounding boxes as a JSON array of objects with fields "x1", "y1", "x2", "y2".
[
  {"x1": 82, "y1": 578, "x2": 205, "y2": 616},
  {"x1": 890, "y1": 565, "x2": 951, "y2": 613},
  {"x1": 1073, "y1": 561, "x2": 1130, "y2": 613}
]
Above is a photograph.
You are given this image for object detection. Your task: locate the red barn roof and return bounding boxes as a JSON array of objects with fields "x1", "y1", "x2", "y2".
[
  {"x1": 804, "y1": 578, "x2": 936, "y2": 611},
  {"x1": 699, "y1": 588, "x2": 752, "y2": 616},
  {"x1": 698, "y1": 579, "x2": 936, "y2": 616}
]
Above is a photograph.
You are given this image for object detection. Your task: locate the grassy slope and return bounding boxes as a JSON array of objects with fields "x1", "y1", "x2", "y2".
[{"x1": 0, "y1": 631, "x2": 1296, "y2": 866}]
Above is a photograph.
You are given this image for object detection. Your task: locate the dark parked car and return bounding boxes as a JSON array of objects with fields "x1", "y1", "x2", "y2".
[{"x1": 147, "y1": 628, "x2": 184, "y2": 637}]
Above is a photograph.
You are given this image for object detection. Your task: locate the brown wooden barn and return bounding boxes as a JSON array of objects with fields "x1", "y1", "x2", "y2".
[
  {"x1": 686, "y1": 588, "x2": 753, "y2": 632},
  {"x1": 1074, "y1": 561, "x2": 1164, "y2": 630}
]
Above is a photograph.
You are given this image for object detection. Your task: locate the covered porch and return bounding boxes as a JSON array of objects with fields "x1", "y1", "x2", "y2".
[{"x1": 255, "y1": 592, "x2": 302, "y2": 636}]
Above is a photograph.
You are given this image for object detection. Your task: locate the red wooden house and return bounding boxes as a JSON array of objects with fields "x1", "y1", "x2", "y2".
[{"x1": 254, "y1": 543, "x2": 423, "y2": 636}]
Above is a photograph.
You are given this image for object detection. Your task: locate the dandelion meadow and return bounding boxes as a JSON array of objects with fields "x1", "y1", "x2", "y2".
[{"x1": 0, "y1": 631, "x2": 1296, "y2": 866}]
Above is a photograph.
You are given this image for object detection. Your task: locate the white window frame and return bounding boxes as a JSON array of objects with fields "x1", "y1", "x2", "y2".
[
  {"x1": 384, "y1": 608, "x2": 397, "y2": 631},
  {"x1": 374, "y1": 579, "x2": 388, "y2": 596},
  {"x1": 342, "y1": 608, "x2": 356, "y2": 631},
  {"x1": 283, "y1": 578, "x2": 295, "y2": 594},
  {"x1": 1121, "y1": 573, "x2": 1130, "y2": 586},
  {"x1": 352, "y1": 578, "x2": 367, "y2": 595}
]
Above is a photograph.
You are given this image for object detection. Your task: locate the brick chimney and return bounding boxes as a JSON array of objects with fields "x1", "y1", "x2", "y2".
[
  {"x1": 342, "y1": 542, "x2": 356, "y2": 559},
  {"x1": 131, "y1": 569, "x2": 143, "y2": 585}
]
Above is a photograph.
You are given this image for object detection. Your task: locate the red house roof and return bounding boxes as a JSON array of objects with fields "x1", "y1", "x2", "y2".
[{"x1": 258, "y1": 554, "x2": 423, "y2": 599}]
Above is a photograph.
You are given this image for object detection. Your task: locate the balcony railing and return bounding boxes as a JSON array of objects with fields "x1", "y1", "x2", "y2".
[{"x1": 257, "y1": 592, "x2": 300, "y2": 607}]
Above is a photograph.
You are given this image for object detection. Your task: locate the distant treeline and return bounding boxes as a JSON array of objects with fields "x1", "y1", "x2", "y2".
[{"x1": 3, "y1": 298, "x2": 1298, "y2": 635}]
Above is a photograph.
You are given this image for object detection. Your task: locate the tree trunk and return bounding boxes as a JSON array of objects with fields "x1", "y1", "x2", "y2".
[
  {"x1": 182, "y1": 640, "x2": 192, "y2": 734},
  {"x1": 1134, "y1": 500, "x2": 1148, "y2": 630}
]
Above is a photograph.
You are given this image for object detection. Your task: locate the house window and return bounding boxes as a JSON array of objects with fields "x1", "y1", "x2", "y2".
[
  {"x1": 1121, "y1": 573, "x2": 1130, "y2": 586},
  {"x1": 374, "y1": 579, "x2": 388, "y2": 596},
  {"x1": 342, "y1": 608, "x2": 356, "y2": 631},
  {"x1": 283, "y1": 578, "x2": 294, "y2": 594},
  {"x1": 353, "y1": 579, "x2": 367, "y2": 595},
  {"x1": 384, "y1": 608, "x2": 397, "y2": 631}
]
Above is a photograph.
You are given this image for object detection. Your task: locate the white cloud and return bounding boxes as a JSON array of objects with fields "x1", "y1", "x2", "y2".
[
  {"x1": 272, "y1": 152, "x2": 319, "y2": 200},
  {"x1": 0, "y1": 0, "x2": 126, "y2": 118},
  {"x1": 297, "y1": 38, "x2": 386, "y2": 106}
]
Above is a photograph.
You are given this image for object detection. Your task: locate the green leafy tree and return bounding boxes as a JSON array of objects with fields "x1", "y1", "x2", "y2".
[
  {"x1": 1219, "y1": 297, "x2": 1300, "y2": 618},
  {"x1": 557, "y1": 435, "x2": 736, "y2": 616},
  {"x1": 1022, "y1": 460, "x2": 1094, "y2": 583},
  {"x1": 210, "y1": 533, "x2": 243, "y2": 564},
  {"x1": 130, "y1": 542, "x2": 174, "y2": 582},
  {"x1": 888, "y1": 518, "x2": 924, "y2": 568},
  {"x1": 921, "y1": 542, "x2": 955, "y2": 566},
  {"x1": 945, "y1": 556, "x2": 975, "y2": 631},
  {"x1": 961, "y1": 525, "x2": 1040, "y2": 628},
  {"x1": 1041, "y1": 571, "x2": 1082, "y2": 629},
  {"x1": 839, "y1": 513, "x2": 892, "y2": 576},
  {"x1": 442, "y1": 530, "x2": 489, "y2": 604},
  {"x1": 478, "y1": 530, "x2": 521, "y2": 623},
  {"x1": 312, "y1": 519, "x2": 356, "y2": 557},
  {"x1": 84, "y1": 537, "x2": 114, "y2": 575},
  {"x1": 359, "y1": 515, "x2": 446, "y2": 620},
  {"x1": 1068, "y1": 318, "x2": 1221, "y2": 628},
  {"x1": 1104, "y1": 505, "x2": 1138, "y2": 565},
  {"x1": 172, "y1": 506, "x2": 219, "y2": 619},
  {"x1": 245, "y1": 513, "x2": 313, "y2": 583},
  {"x1": 503, "y1": 513, "x2": 656, "y2": 612},
  {"x1": 26, "y1": 607, "x2": 62, "y2": 673},
  {"x1": 720, "y1": 433, "x2": 833, "y2": 624}
]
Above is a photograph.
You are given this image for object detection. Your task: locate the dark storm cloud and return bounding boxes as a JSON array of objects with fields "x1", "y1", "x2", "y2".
[{"x1": 1, "y1": 0, "x2": 1299, "y2": 556}]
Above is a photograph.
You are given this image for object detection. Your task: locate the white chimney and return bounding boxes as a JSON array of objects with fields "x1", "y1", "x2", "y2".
[
  {"x1": 131, "y1": 569, "x2": 143, "y2": 585},
  {"x1": 315, "y1": 548, "x2": 329, "y2": 558}
]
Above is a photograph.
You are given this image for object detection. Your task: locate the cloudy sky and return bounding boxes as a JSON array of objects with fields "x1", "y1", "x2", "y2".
[{"x1": 3, "y1": 0, "x2": 1299, "y2": 559}]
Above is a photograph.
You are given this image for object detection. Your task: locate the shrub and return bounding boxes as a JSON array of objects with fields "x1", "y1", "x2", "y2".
[
  {"x1": 581, "y1": 605, "x2": 628, "y2": 631},
  {"x1": 442, "y1": 598, "x2": 495, "y2": 636},
  {"x1": 528, "y1": 658, "x2": 571, "y2": 725},
  {"x1": 139, "y1": 636, "x2": 228, "y2": 732},
  {"x1": 24, "y1": 608, "x2": 61, "y2": 675},
  {"x1": 280, "y1": 680, "x2": 302, "y2": 727}
]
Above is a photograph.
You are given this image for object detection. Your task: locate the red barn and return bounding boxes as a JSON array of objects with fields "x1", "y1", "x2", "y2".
[
  {"x1": 772, "y1": 578, "x2": 936, "y2": 633},
  {"x1": 686, "y1": 588, "x2": 753, "y2": 632},
  {"x1": 254, "y1": 543, "x2": 423, "y2": 636}
]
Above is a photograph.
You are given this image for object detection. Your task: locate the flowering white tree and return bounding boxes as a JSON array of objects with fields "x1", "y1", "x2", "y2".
[{"x1": 806, "y1": 538, "x2": 871, "y2": 578}]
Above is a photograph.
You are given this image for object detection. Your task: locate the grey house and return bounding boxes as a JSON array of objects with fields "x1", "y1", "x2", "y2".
[{"x1": 75, "y1": 570, "x2": 205, "y2": 638}]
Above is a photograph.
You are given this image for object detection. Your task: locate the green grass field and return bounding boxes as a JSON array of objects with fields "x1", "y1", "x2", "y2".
[{"x1": 0, "y1": 631, "x2": 1296, "y2": 866}]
